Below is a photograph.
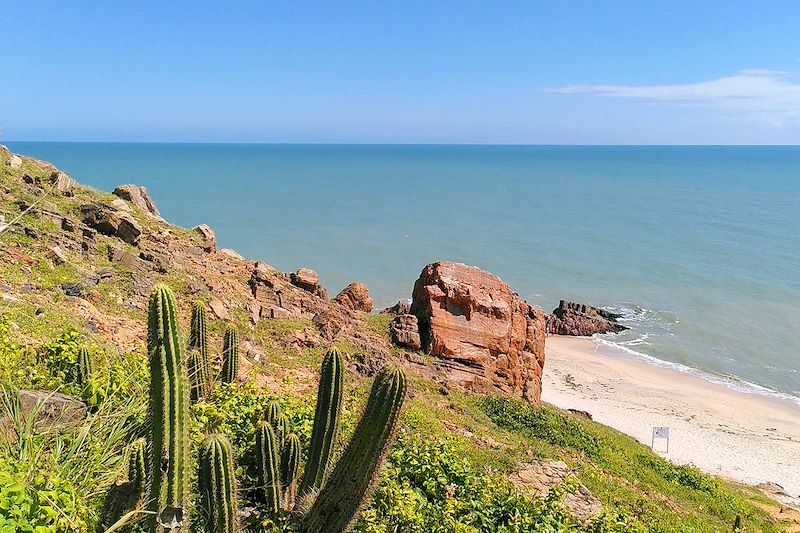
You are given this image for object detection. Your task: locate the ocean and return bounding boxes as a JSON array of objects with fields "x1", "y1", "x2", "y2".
[{"x1": 7, "y1": 142, "x2": 800, "y2": 404}]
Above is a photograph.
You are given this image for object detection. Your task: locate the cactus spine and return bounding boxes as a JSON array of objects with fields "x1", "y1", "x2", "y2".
[
  {"x1": 255, "y1": 421, "x2": 282, "y2": 515},
  {"x1": 199, "y1": 434, "x2": 239, "y2": 533},
  {"x1": 281, "y1": 433, "x2": 301, "y2": 510},
  {"x1": 301, "y1": 366, "x2": 407, "y2": 533},
  {"x1": 299, "y1": 347, "x2": 344, "y2": 496},
  {"x1": 76, "y1": 346, "x2": 92, "y2": 386},
  {"x1": 221, "y1": 327, "x2": 238, "y2": 383},
  {"x1": 188, "y1": 304, "x2": 211, "y2": 402},
  {"x1": 146, "y1": 284, "x2": 191, "y2": 531}
]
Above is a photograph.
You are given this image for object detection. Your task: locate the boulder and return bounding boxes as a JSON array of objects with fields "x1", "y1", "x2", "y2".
[
  {"x1": 333, "y1": 282, "x2": 373, "y2": 312},
  {"x1": 113, "y1": 184, "x2": 161, "y2": 217},
  {"x1": 193, "y1": 224, "x2": 216, "y2": 252},
  {"x1": 81, "y1": 203, "x2": 143, "y2": 245},
  {"x1": 546, "y1": 300, "x2": 627, "y2": 336},
  {"x1": 208, "y1": 298, "x2": 231, "y2": 320},
  {"x1": 50, "y1": 171, "x2": 75, "y2": 196},
  {"x1": 410, "y1": 261, "x2": 546, "y2": 403},
  {"x1": 18, "y1": 390, "x2": 88, "y2": 428},
  {"x1": 390, "y1": 314, "x2": 421, "y2": 351},
  {"x1": 510, "y1": 460, "x2": 601, "y2": 524},
  {"x1": 289, "y1": 268, "x2": 328, "y2": 299},
  {"x1": 7, "y1": 154, "x2": 22, "y2": 170}
]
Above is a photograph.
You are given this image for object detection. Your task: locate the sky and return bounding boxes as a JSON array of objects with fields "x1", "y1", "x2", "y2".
[{"x1": 2, "y1": 1, "x2": 800, "y2": 144}]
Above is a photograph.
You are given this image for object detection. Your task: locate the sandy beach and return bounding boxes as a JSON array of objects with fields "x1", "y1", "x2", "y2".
[{"x1": 542, "y1": 335, "x2": 800, "y2": 502}]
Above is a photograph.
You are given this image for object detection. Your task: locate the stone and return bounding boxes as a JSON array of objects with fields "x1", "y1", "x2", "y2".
[
  {"x1": 545, "y1": 300, "x2": 628, "y2": 336},
  {"x1": 567, "y1": 408, "x2": 593, "y2": 420},
  {"x1": 289, "y1": 268, "x2": 328, "y2": 299},
  {"x1": 208, "y1": 298, "x2": 231, "y2": 320},
  {"x1": 61, "y1": 282, "x2": 85, "y2": 297},
  {"x1": 390, "y1": 314, "x2": 421, "y2": 351},
  {"x1": 380, "y1": 299, "x2": 411, "y2": 315},
  {"x1": 110, "y1": 198, "x2": 132, "y2": 212},
  {"x1": 219, "y1": 248, "x2": 244, "y2": 260},
  {"x1": 312, "y1": 308, "x2": 343, "y2": 342},
  {"x1": 113, "y1": 184, "x2": 161, "y2": 217},
  {"x1": 50, "y1": 171, "x2": 75, "y2": 196},
  {"x1": 193, "y1": 224, "x2": 216, "y2": 252},
  {"x1": 7, "y1": 154, "x2": 22, "y2": 170},
  {"x1": 509, "y1": 460, "x2": 601, "y2": 524},
  {"x1": 18, "y1": 390, "x2": 88, "y2": 428},
  {"x1": 48, "y1": 246, "x2": 68, "y2": 265},
  {"x1": 410, "y1": 261, "x2": 547, "y2": 403},
  {"x1": 333, "y1": 282, "x2": 373, "y2": 312},
  {"x1": 108, "y1": 246, "x2": 146, "y2": 271},
  {"x1": 81, "y1": 203, "x2": 143, "y2": 245}
]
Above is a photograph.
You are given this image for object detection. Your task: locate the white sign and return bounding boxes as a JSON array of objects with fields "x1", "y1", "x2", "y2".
[{"x1": 652, "y1": 426, "x2": 670, "y2": 452}]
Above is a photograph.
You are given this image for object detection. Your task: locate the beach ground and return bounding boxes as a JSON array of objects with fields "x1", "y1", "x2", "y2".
[{"x1": 542, "y1": 335, "x2": 800, "y2": 505}]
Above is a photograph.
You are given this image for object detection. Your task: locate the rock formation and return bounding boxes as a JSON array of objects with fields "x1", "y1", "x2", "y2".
[
  {"x1": 390, "y1": 314, "x2": 421, "y2": 351},
  {"x1": 113, "y1": 184, "x2": 161, "y2": 217},
  {"x1": 81, "y1": 202, "x2": 143, "y2": 245},
  {"x1": 333, "y1": 282, "x2": 373, "y2": 312},
  {"x1": 546, "y1": 300, "x2": 627, "y2": 336},
  {"x1": 380, "y1": 300, "x2": 411, "y2": 315},
  {"x1": 289, "y1": 268, "x2": 329, "y2": 299},
  {"x1": 193, "y1": 224, "x2": 216, "y2": 252},
  {"x1": 410, "y1": 261, "x2": 546, "y2": 403}
]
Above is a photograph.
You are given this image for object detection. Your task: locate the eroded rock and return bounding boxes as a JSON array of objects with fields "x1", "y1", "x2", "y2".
[
  {"x1": 18, "y1": 390, "x2": 87, "y2": 428},
  {"x1": 113, "y1": 184, "x2": 161, "y2": 217},
  {"x1": 289, "y1": 268, "x2": 328, "y2": 299},
  {"x1": 81, "y1": 203, "x2": 143, "y2": 245},
  {"x1": 193, "y1": 224, "x2": 216, "y2": 252},
  {"x1": 546, "y1": 300, "x2": 627, "y2": 336},
  {"x1": 410, "y1": 261, "x2": 546, "y2": 403},
  {"x1": 509, "y1": 460, "x2": 601, "y2": 524},
  {"x1": 333, "y1": 282, "x2": 373, "y2": 312},
  {"x1": 390, "y1": 314, "x2": 421, "y2": 351}
]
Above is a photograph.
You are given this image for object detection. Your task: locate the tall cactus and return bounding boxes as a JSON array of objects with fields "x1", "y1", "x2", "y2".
[
  {"x1": 188, "y1": 303, "x2": 211, "y2": 402},
  {"x1": 199, "y1": 434, "x2": 239, "y2": 533},
  {"x1": 301, "y1": 366, "x2": 407, "y2": 533},
  {"x1": 188, "y1": 303, "x2": 208, "y2": 357},
  {"x1": 299, "y1": 347, "x2": 343, "y2": 496},
  {"x1": 76, "y1": 346, "x2": 92, "y2": 387},
  {"x1": 128, "y1": 437, "x2": 147, "y2": 493},
  {"x1": 146, "y1": 284, "x2": 191, "y2": 531},
  {"x1": 220, "y1": 327, "x2": 238, "y2": 383},
  {"x1": 272, "y1": 412, "x2": 290, "y2": 441},
  {"x1": 255, "y1": 421, "x2": 282, "y2": 515},
  {"x1": 265, "y1": 399, "x2": 282, "y2": 425},
  {"x1": 281, "y1": 433, "x2": 301, "y2": 510}
]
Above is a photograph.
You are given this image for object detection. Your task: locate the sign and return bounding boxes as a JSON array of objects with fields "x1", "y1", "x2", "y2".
[{"x1": 652, "y1": 426, "x2": 670, "y2": 452}]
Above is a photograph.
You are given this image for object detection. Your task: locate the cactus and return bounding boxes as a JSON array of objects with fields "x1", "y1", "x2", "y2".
[
  {"x1": 76, "y1": 346, "x2": 92, "y2": 386},
  {"x1": 301, "y1": 366, "x2": 407, "y2": 533},
  {"x1": 733, "y1": 514, "x2": 742, "y2": 532},
  {"x1": 265, "y1": 399, "x2": 282, "y2": 425},
  {"x1": 281, "y1": 433, "x2": 301, "y2": 510},
  {"x1": 272, "y1": 412, "x2": 290, "y2": 441},
  {"x1": 299, "y1": 347, "x2": 344, "y2": 496},
  {"x1": 98, "y1": 438, "x2": 148, "y2": 532},
  {"x1": 188, "y1": 348, "x2": 211, "y2": 403},
  {"x1": 146, "y1": 284, "x2": 191, "y2": 531},
  {"x1": 199, "y1": 434, "x2": 239, "y2": 533},
  {"x1": 255, "y1": 421, "x2": 282, "y2": 515},
  {"x1": 188, "y1": 303, "x2": 208, "y2": 357},
  {"x1": 220, "y1": 327, "x2": 238, "y2": 383}
]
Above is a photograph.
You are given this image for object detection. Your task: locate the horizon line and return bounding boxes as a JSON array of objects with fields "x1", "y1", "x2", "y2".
[{"x1": 4, "y1": 140, "x2": 800, "y2": 147}]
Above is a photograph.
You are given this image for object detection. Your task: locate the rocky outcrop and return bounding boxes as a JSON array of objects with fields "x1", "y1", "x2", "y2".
[
  {"x1": 193, "y1": 224, "x2": 216, "y2": 252},
  {"x1": 81, "y1": 202, "x2": 143, "y2": 245},
  {"x1": 546, "y1": 300, "x2": 627, "y2": 336},
  {"x1": 249, "y1": 263, "x2": 328, "y2": 320},
  {"x1": 18, "y1": 390, "x2": 87, "y2": 429},
  {"x1": 410, "y1": 261, "x2": 547, "y2": 403},
  {"x1": 509, "y1": 460, "x2": 601, "y2": 524},
  {"x1": 390, "y1": 314, "x2": 421, "y2": 351},
  {"x1": 289, "y1": 268, "x2": 328, "y2": 299},
  {"x1": 333, "y1": 282, "x2": 373, "y2": 312},
  {"x1": 113, "y1": 184, "x2": 161, "y2": 217}
]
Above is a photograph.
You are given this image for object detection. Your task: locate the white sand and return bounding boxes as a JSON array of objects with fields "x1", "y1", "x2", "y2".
[{"x1": 542, "y1": 335, "x2": 800, "y2": 501}]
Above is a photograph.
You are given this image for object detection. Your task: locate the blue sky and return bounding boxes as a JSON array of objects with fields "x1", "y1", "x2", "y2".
[{"x1": 3, "y1": 1, "x2": 800, "y2": 144}]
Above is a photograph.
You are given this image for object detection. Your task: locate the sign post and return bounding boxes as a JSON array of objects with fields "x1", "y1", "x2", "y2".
[{"x1": 652, "y1": 426, "x2": 670, "y2": 453}]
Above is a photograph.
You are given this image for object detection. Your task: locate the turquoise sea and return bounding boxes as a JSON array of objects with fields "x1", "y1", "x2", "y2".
[{"x1": 8, "y1": 142, "x2": 800, "y2": 404}]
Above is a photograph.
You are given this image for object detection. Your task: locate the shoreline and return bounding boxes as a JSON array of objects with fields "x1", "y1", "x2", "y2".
[{"x1": 542, "y1": 335, "x2": 800, "y2": 503}]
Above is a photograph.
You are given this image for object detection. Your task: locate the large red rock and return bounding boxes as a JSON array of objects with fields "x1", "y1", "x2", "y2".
[
  {"x1": 333, "y1": 282, "x2": 373, "y2": 312},
  {"x1": 410, "y1": 261, "x2": 546, "y2": 403}
]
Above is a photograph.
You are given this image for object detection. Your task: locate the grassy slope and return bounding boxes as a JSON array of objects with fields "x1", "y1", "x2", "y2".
[{"x1": 0, "y1": 147, "x2": 795, "y2": 532}]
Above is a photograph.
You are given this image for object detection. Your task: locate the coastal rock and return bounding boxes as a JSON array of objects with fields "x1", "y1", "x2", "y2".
[
  {"x1": 113, "y1": 184, "x2": 161, "y2": 217},
  {"x1": 333, "y1": 282, "x2": 373, "y2": 312},
  {"x1": 312, "y1": 308, "x2": 343, "y2": 342},
  {"x1": 510, "y1": 460, "x2": 601, "y2": 524},
  {"x1": 50, "y1": 171, "x2": 76, "y2": 196},
  {"x1": 193, "y1": 224, "x2": 216, "y2": 252},
  {"x1": 380, "y1": 299, "x2": 411, "y2": 315},
  {"x1": 289, "y1": 268, "x2": 328, "y2": 299},
  {"x1": 7, "y1": 154, "x2": 23, "y2": 170},
  {"x1": 81, "y1": 202, "x2": 143, "y2": 245},
  {"x1": 390, "y1": 314, "x2": 421, "y2": 351},
  {"x1": 546, "y1": 300, "x2": 627, "y2": 336},
  {"x1": 208, "y1": 298, "x2": 231, "y2": 320},
  {"x1": 410, "y1": 261, "x2": 547, "y2": 403}
]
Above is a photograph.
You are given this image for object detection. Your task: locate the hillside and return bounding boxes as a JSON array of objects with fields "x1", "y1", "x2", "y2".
[{"x1": 0, "y1": 144, "x2": 797, "y2": 532}]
